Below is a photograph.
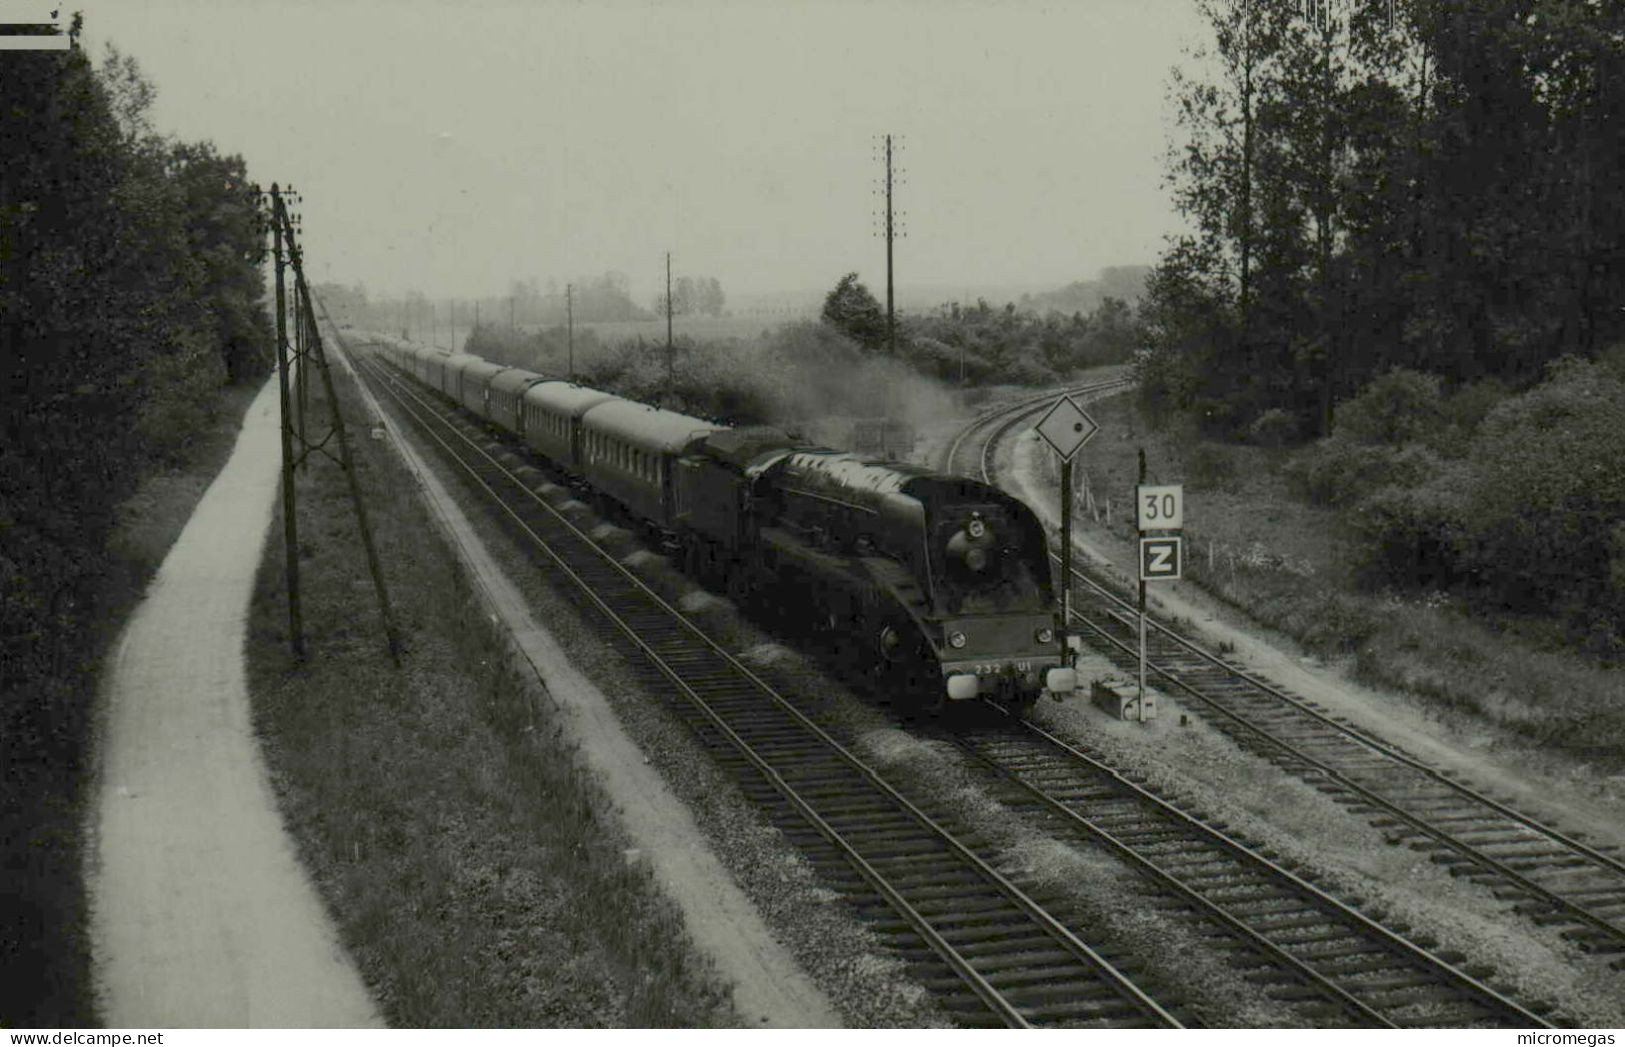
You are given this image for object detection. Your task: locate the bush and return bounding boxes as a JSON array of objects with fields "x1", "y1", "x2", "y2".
[
  {"x1": 1335, "y1": 367, "x2": 1445, "y2": 446},
  {"x1": 1296, "y1": 592, "x2": 1385, "y2": 655},
  {"x1": 1247, "y1": 407, "x2": 1298, "y2": 448},
  {"x1": 1184, "y1": 442, "x2": 1238, "y2": 492},
  {"x1": 136, "y1": 328, "x2": 227, "y2": 459},
  {"x1": 1352, "y1": 470, "x2": 1471, "y2": 588},
  {"x1": 1440, "y1": 376, "x2": 1510, "y2": 444},
  {"x1": 1285, "y1": 437, "x2": 1444, "y2": 507},
  {"x1": 1462, "y1": 358, "x2": 1625, "y2": 618}
]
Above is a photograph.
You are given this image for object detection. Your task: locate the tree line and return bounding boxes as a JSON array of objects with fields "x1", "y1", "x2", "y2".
[
  {"x1": 820, "y1": 271, "x2": 1143, "y2": 385},
  {"x1": 1139, "y1": 0, "x2": 1625, "y2": 440},
  {"x1": 1, "y1": 28, "x2": 270, "y2": 1020}
]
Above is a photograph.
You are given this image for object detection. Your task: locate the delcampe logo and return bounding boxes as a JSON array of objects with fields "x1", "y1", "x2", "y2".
[{"x1": 0, "y1": 4, "x2": 68, "y2": 50}]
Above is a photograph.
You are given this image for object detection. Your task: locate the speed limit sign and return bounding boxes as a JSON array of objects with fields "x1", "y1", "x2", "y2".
[{"x1": 1136, "y1": 485, "x2": 1183, "y2": 531}]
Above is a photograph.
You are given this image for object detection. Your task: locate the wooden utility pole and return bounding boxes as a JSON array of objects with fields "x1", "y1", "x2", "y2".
[
  {"x1": 294, "y1": 271, "x2": 401, "y2": 663},
  {"x1": 261, "y1": 183, "x2": 400, "y2": 663},
  {"x1": 292, "y1": 255, "x2": 307, "y2": 464},
  {"x1": 883, "y1": 133, "x2": 896, "y2": 357},
  {"x1": 566, "y1": 283, "x2": 575, "y2": 381},
  {"x1": 270, "y1": 184, "x2": 303, "y2": 659},
  {"x1": 665, "y1": 252, "x2": 674, "y2": 398}
]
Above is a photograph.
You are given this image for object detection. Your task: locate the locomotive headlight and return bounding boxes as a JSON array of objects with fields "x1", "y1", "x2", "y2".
[
  {"x1": 949, "y1": 630, "x2": 968, "y2": 649},
  {"x1": 1035, "y1": 626, "x2": 1054, "y2": 644},
  {"x1": 967, "y1": 516, "x2": 986, "y2": 539}
]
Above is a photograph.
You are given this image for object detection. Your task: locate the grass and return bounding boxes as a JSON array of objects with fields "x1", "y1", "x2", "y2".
[
  {"x1": 0, "y1": 381, "x2": 260, "y2": 1028},
  {"x1": 244, "y1": 364, "x2": 738, "y2": 1027},
  {"x1": 1068, "y1": 393, "x2": 1625, "y2": 771}
]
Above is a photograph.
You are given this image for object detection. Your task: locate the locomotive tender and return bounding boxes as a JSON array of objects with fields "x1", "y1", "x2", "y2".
[{"x1": 368, "y1": 336, "x2": 1076, "y2": 710}]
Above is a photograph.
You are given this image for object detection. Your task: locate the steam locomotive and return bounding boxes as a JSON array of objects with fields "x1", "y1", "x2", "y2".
[{"x1": 368, "y1": 336, "x2": 1076, "y2": 711}]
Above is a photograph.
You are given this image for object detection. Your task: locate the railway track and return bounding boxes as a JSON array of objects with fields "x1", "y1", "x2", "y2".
[
  {"x1": 941, "y1": 707, "x2": 1550, "y2": 1026},
  {"x1": 966, "y1": 381, "x2": 1625, "y2": 976},
  {"x1": 939, "y1": 376, "x2": 1132, "y2": 478},
  {"x1": 934, "y1": 384, "x2": 1559, "y2": 1026},
  {"x1": 349, "y1": 346, "x2": 1184, "y2": 1028}
]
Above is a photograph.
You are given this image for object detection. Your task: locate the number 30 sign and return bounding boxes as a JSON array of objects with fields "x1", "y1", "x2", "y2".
[{"x1": 1136, "y1": 485, "x2": 1183, "y2": 531}]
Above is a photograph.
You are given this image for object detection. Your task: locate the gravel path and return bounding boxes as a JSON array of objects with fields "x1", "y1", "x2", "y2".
[{"x1": 89, "y1": 376, "x2": 381, "y2": 1028}]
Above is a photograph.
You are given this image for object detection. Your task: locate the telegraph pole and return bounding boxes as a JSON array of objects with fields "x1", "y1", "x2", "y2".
[
  {"x1": 665, "y1": 252, "x2": 674, "y2": 399},
  {"x1": 292, "y1": 255, "x2": 307, "y2": 462},
  {"x1": 269, "y1": 184, "x2": 303, "y2": 659},
  {"x1": 884, "y1": 133, "x2": 896, "y2": 356},
  {"x1": 566, "y1": 283, "x2": 575, "y2": 381}
]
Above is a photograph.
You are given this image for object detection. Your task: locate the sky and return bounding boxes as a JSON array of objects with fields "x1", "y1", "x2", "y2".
[{"x1": 77, "y1": 0, "x2": 1212, "y2": 305}]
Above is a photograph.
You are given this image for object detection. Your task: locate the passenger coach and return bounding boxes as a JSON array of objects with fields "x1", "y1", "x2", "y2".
[{"x1": 580, "y1": 400, "x2": 724, "y2": 528}]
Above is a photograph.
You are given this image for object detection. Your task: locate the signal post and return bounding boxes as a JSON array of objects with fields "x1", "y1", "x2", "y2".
[
  {"x1": 1136, "y1": 479, "x2": 1184, "y2": 722},
  {"x1": 1035, "y1": 395, "x2": 1101, "y2": 667}
]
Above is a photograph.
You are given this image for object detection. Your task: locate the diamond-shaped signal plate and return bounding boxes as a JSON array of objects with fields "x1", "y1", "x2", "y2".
[{"x1": 1034, "y1": 395, "x2": 1100, "y2": 460}]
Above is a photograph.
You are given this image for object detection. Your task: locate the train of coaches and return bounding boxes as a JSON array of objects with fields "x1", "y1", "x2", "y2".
[{"x1": 368, "y1": 336, "x2": 1077, "y2": 710}]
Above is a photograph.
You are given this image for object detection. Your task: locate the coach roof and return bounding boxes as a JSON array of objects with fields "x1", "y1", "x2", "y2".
[{"x1": 583, "y1": 399, "x2": 726, "y2": 454}]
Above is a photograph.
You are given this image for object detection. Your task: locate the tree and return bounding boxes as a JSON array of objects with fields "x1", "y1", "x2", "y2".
[
  {"x1": 821, "y1": 272, "x2": 886, "y2": 352},
  {"x1": 1148, "y1": 0, "x2": 1625, "y2": 442},
  {"x1": 697, "y1": 276, "x2": 725, "y2": 316}
]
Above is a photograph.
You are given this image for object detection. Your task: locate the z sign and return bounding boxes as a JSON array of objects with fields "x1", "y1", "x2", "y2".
[
  {"x1": 1137, "y1": 485, "x2": 1183, "y2": 531},
  {"x1": 1139, "y1": 536, "x2": 1183, "y2": 582}
]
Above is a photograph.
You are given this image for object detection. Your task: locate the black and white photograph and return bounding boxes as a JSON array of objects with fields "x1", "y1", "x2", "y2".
[{"x1": 3, "y1": 0, "x2": 1623, "y2": 1034}]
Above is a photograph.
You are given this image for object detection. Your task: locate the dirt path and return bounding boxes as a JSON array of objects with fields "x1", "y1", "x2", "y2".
[
  {"x1": 336, "y1": 337, "x2": 841, "y2": 1028},
  {"x1": 89, "y1": 377, "x2": 381, "y2": 1028}
]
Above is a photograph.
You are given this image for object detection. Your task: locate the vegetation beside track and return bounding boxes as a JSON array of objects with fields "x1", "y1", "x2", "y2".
[
  {"x1": 245, "y1": 362, "x2": 738, "y2": 1027},
  {"x1": 0, "y1": 383, "x2": 259, "y2": 1026},
  {"x1": 1046, "y1": 390, "x2": 1625, "y2": 777},
  {"x1": 3, "y1": 35, "x2": 272, "y2": 1024}
]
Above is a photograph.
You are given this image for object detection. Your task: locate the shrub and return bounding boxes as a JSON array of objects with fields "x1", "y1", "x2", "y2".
[
  {"x1": 1352, "y1": 469, "x2": 1471, "y2": 589},
  {"x1": 1285, "y1": 437, "x2": 1443, "y2": 507},
  {"x1": 1295, "y1": 592, "x2": 1385, "y2": 655},
  {"x1": 1440, "y1": 376, "x2": 1510, "y2": 444},
  {"x1": 136, "y1": 331, "x2": 227, "y2": 459},
  {"x1": 1462, "y1": 358, "x2": 1625, "y2": 618},
  {"x1": 1335, "y1": 367, "x2": 1445, "y2": 446},
  {"x1": 1184, "y1": 442, "x2": 1238, "y2": 492},
  {"x1": 1247, "y1": 407, "x2": 1298, "y2": 448}
]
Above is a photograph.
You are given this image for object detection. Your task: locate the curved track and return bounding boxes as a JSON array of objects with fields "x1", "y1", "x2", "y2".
[
  {"x1": 930, "y1": 385, "x2": 1559, "y2": 1027},
  {"x1": 351, "y1": 346, "x2": 1182, "y2": 1029},
  {"x1": 967, "y1": 382, "x2": 1625, "y2": 976}
]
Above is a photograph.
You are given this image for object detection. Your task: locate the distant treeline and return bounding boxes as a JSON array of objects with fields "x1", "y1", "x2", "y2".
[
  {"x1": 321, "y1": 271, "x2": 729, "y2": 334},
  {"x1": 1139, "y1": 0, "x2": 1625, "y2": 440},
  {"x1": 1, "y1": 28, "x2": 269, "y2": 1020},
  {"x1": 820, "y1": 272, "x2": 1142, "y2": 384},
  {"x1": 1017, "y1": 265, "x2": 1151, "y2": 316}
]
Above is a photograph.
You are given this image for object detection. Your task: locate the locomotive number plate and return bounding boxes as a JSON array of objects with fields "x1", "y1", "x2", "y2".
[{"x1": 971, "y1": 661, "x2": 1029, "y2": 676}]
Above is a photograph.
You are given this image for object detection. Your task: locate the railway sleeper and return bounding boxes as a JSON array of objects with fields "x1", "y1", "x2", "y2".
[{"x1": 1241, "y1": 908, "x2": 1349, "y2": 935}]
